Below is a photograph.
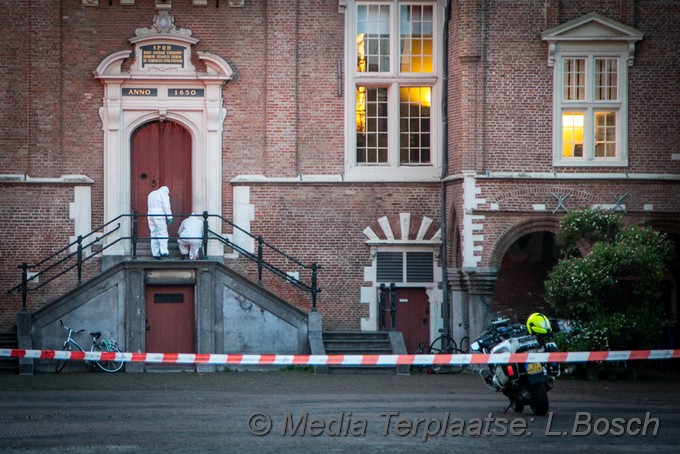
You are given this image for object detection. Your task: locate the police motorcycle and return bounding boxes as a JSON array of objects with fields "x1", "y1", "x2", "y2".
[{"x1": 469, "y1": 313, "x2": 559, "y2": 416}]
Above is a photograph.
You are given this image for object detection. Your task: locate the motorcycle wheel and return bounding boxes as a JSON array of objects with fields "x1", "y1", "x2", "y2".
[{"x1": 530, "y1": 382, "x2": 549, "y2": 416}]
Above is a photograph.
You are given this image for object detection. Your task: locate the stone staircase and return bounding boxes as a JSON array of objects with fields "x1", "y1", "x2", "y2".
[
  {"x1": 319, "y1": 331, "x2": 408, "y2": 375},
  {"x1": 0, "y1": 328, "x2": 19, "y2": 375}
]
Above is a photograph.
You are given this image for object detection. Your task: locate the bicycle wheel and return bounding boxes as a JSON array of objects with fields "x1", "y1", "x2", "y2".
[
  {"x1": 94, "y1": 341, "x2": 124, "y2": 373},
  {"x1": 55, "y1": 343, "x2": 72, "y2": 373},
  {"x1": 410, "y1": 342, "x2": 429, "y2": 373},
  {"x1": 429, "y1": 335, "x2": 456, "y2": 354},
  {"x1": 429, "y1": 336, "x2": 465, "y2": 374},
  {"x1": 458, "y1": 336, "x2": 470, "y2": 353}
]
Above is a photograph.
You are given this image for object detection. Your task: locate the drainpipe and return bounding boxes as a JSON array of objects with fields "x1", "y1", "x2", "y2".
[
  {"x1": 295, "y1": 0, "x2": 300, "y2": 176},
  {"x1": 440, "y1": 0, "x2": 451, "y2": 338}
]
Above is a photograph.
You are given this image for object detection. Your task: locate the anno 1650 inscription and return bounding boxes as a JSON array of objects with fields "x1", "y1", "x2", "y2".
[{"x1": 140, "y1": 44, "x2": 185, "y2": 67}]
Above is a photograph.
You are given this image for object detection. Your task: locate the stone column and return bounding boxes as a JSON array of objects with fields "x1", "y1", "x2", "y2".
[
  {"x1": 100, "y1": 81, "x2": 129, "y2": 258},
  {"x1": 17, "y1": 309, "x2": 33, "y2": 375},
  {"x1": 124, "y1": 267, "x2": 145, "y2": 373},
  {"x1": 196, "y1": 267, "x2": 216, "y2": 373},
  {"x1": 307, "y1": 311, "x2": 326, "y2": 374},
  {"x1": 465, "y1": 268, "x2": 498, "y2": 340},
  {"x1": 447, "y1": 267, "x2": 469, "y2": 346},
  {"x1": 203, "y1": 80, "x2": 226, "y2": 258}
]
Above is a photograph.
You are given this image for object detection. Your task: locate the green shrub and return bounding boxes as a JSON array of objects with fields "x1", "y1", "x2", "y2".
[
  {"x1": 556, "y1": 208, "x2": 623, "y2": 256},
  {"x1": 545, "y1": 208, "x2": 675, "y2": 351}
]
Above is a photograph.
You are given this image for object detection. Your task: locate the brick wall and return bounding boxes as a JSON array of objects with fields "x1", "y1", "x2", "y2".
[
  {"x1": 1, "y1": 0, "x2": 678, "y2": 332},
  {"x1": 0, "y1": 185, "x2": 101, "y2": 329},
  {"x1": 234, "y1": 183, "x2": 441, "y2": 330},
  {"x1": 450, "y1": 0, "x2": 680, "y2": 176}
]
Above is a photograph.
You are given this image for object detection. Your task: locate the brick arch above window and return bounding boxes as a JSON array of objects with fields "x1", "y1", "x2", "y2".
[
  {"x1": 363, "y1": 213, "x2": 441, "y2": 245},
  {"x1": 488, "y1": 187, "x2": 597, "y2": 212}
]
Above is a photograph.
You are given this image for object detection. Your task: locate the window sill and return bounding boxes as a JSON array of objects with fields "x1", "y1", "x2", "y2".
[{"x1": 344, "y1": 165, "x2": 441, "y2": 182}]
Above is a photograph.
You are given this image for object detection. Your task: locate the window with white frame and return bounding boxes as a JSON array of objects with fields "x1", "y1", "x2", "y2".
[
  {"x1": 348, "y1": 1, "x2": 441, "y2": 180},
  {"x1": 556, "y1": 54, "x2": 625, "y2": 164},
  {"x1": 542, "y1": 13, "x2": 643, "y2": 168}
]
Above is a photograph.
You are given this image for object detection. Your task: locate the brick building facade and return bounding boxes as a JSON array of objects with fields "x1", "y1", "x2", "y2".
[{"x1": 0, "y1": 0, "x2": 678, "y2": 357}]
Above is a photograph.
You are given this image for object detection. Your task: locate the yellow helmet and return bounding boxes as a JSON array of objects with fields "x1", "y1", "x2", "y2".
[{"x1": 526, "y1": 312, "x2": 552, "y2": 335}]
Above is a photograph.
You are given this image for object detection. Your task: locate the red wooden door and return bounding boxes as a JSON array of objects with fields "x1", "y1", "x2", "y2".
[
  {"x1": 385, "y1": 288, "x2": 430, "y2": 353},
  {"x1": 131, "y1": 121, "x2": 192, "y2": 239},
  {"x1": 145, "y1": 285, "x2": 195, "y2": 353}
]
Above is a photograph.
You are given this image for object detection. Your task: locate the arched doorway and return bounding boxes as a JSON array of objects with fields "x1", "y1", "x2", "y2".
[
  {"x1": 492, "y1": 231, "x2": 561, "y2": 322},
  {"x1": 131, "y1": 120, "x2": 192, "y2": 242}
]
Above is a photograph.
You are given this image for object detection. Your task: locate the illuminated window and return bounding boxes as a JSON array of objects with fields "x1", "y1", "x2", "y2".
[
  {"x1": 542, "y1": 13, "x2": 642, "y2": 167},
  {"x1": 399, "y1": 86, "x2": 431, "y2": 164},
  {"x1": 556, "y1": 56, "x2": 621, "y2": 163},
  {"x1": 399, "y1": 4, "x2": 433, "y2": 73},
  {"x1": 356, "y1": 87, "x2": 388, "y2": 163},
  {"x1": 349, "y1": 1, "x2": 440, "y2": 180},
  {"x1": 562, "y1": 112, "x2": 584, "y2": 158}
]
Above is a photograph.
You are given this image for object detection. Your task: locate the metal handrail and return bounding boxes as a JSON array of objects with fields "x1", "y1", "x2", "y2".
[{"x1": 7, "y1": 212, "x2": 321, "y2": 311}]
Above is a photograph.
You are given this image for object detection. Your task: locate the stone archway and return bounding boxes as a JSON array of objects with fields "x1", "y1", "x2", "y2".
[
  {"x1": 488, "y1": 218, "x2": 561, "y2": 269},
  {"x1": 492, "y1": 231, "x2": 561, "y2": 322},
  {"x1": 488, "y1": 219, "x2": 561, "y2": 323}
]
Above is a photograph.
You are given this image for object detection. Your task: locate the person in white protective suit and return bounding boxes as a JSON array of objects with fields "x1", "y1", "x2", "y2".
[
  {"x1": 147, "y1": 186, "x2": 173, "y2": 259},
  {"x1": 178, "y1": 214, "x2": 203, "y2": 260}
]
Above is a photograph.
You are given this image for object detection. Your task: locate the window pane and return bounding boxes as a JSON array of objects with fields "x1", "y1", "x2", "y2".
[
  {"x1": 562, "y1": 112, "x2": 584, "y2": 157},
  {"x1": 356, "y1": 86, "x2": 389, "y2": 163},
  {"x1": 563, "y1": 58, "x2": 585, "y2": 101},
  {"x1": 399, "y1": 87, "x2": 431, "y2": 164},
  {"x1": 400, "y1": 4, "x2": 433, "y2": 73},
  {"x1": 357, "y1": 4, "x2": 390, "y2": 73},
  {"x1": 594, "y1": 111, "x2": 616, "y2": 157},
  {"x1": 595, "y1": 58, "x2": 618, "y2": 101}
]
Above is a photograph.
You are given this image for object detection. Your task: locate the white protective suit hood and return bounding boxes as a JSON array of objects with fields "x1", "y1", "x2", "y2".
[{"x1": 148, "y1": 186, "x2": 172, "y2": 216}]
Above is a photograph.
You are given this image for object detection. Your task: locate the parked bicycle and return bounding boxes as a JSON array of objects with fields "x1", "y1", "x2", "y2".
[
  {"x1": 412, "y1": 331, "x2": 469, "y2": 375},
  {"x1": 428, "y1": 333, "x2": 468, "y2": 374},
  {"x1": 457, "y1": 321, "x2": 471, "y2": 353},
  {"x1": 55, "y1": 320, "x2": 124, "y2": 373}
]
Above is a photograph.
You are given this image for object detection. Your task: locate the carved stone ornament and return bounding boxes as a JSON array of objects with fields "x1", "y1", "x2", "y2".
[{"x1": 134, "y1": 11, "x2": 192, "y2": 39}]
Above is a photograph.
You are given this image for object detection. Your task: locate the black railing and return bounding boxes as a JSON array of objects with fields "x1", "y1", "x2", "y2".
[
  {"x1": 378, "y1": 283, "x2": 396, "y2": 331},
  {"x1": 7, "y1": 212, "x2": 321, "y2": 311}
]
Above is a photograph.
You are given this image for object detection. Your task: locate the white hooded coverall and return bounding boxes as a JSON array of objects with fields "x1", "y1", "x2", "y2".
[
  {"x1": 178, "y1": 215, "x2": 203, "y2": 260},
  {"x1": 147, "y1": 186, "x2": 173, "y2": 257}
]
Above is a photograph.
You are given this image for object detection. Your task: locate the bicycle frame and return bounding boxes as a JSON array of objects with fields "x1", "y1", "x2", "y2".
[
  {"x1": 62, "y1": 329, "x2": 86, "y2": 352},
  {"x1": 56, "y1": 320, "x2": 123, "y2": 373}
]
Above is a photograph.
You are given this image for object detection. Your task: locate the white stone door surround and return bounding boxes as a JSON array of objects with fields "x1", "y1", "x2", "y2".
[{"x1": 94, "y1": 12, "x2": 233, "y2": 257}]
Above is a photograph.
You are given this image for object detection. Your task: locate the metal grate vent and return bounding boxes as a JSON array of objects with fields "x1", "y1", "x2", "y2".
[
  {"x1": 406, "y1": 251, "x2": 433, "y2": 282},
  {"x1": 376, "y1": 252, "x2": 403, "y2": 282}
]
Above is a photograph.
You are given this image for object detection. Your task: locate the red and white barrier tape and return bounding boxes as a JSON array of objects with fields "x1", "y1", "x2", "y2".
[{"x1": 1, "y1": 348, "x2": 679, "y2": 367}]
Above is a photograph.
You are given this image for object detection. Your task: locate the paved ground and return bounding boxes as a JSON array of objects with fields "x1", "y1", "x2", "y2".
[{"x1": 1, "y1": 366, "x2": 679, "y2": 453}]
